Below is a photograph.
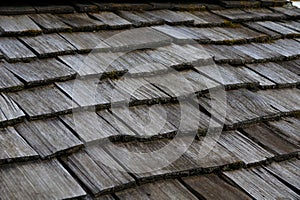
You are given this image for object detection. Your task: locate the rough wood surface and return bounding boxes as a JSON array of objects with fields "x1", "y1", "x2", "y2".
[
  {"x1": 116, "y1": 179, "x2": 198, "y2": 200},
  {"x1": 99, "y1": 27, "x2": 172, "y2": 51},
  {"x1": 20, "y1": 33, "x2": 76, "y2": 58},
  {"x1": 34, "y1": 5, "x2": 75, "y2": 14},
  {"x1": 60, "y1": 32, "x2": 110, "y2": 52},
  {"x1": 0, "y1": 127, "x2": 38, "y2": 164},
  {"x1": 15, "y1": 118, "x2": 83, "y2": 158},
  {"x1": 146, "y1": 10, "x2": 194, "y2": 25},
  {"x1": 90, "y1": 12, "x2": 132, "y2": 29},
  {"x1": 244, "y1": 22, "x2": 282, "y2": 39},
  {"x1": 9, "y1": 85, "x2": 76, "y2": 119},
  {"x1": 117, "y1": 11, "x2": 164, "y2": 27},
  {"x1": 62, "y1": 149, "x2": 135, "y2": 196},
  {"x1": 4, "y1": 58, "x2": 76, "y2": 86},
  {"x1": 218, "y1": 131, "x2": 274, "y2": 165},
  {"x1": 182, "y1": 174, "x2": 251, "y2": 200},
  {"x1": 212, "y1": 9, "x2": 258, "y2": 22},
  {"x1": 0, "y1": 62, "x2": 24, "y2": 92},
  {"x1": 223, "y1": 167, "x2": 300, "y2": 199},
  {"x1": 256, "y1": 21, "x2": 300, "y2": 36},
  {"x1": 58, "y1": 13, "x2": 106, "y2": 31},
  {"x1": 268, "y1": 117, "x2": 300, "y2": 146},
  {"x1": 242, "y1": 123, "x2": 300, "y2": 156},
  {"x1": 0, "y1": 159, "x2": 86, "y2": 200},
  {"x1": 0, "y1": 37, "x2": 36, "y2": 62},
  {"x1": 0, "y1": 93, "x2": 25, "y2": 127},
  {"x1": 0, "y1": 15, "x2": 42, "y2": 36},
  {"x1": 29, "y1": 14, "x2": 72, "y2": 33}
]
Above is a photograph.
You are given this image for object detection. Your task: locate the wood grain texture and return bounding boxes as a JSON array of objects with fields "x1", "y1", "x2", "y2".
[
  {"x1": 223, "y1": 167, "x2": 300, "y2": 199},
  {"x1": 15, "y1": 118, "x2": 83, "y2": 158},
  {"x1": 29, "y1": 14, "x2": 72, "y2": 33},
  {"x1": 0, "y1": 37, "x2": 36, "y2": 62},
  {"x1": 99, "y1": 27, "x2": 172, "y2": 51},
  {"x1": 20, "y1": 33, "x2": 76, "y2": 58},
  {"x1": 60, "y1": 32, "x2": 110, "y2": 52},
  {"x1": 268, "y1": 117, "x2": 300, "y2": 146},
  {"x1": 0, "y1": 159, "x2": 86, "y2": 200},
  {"x1": 244, "y1": 22, "x2": 282, "y2": 39},
  {"x1": 117, "y1": 11, "x2": 164, "y2": 27},
  {"x1": 4, "y1": 58, "x2": 76, "y2": 86},
  {"x1": 0, "y1": 62, "x2": 24, "y2": 92},
  {"x1": 246, "y1": 62, "x2": 300, "y2": 87},
  {"x1": 0, "y1": 15, "x2": 42, "y2": 36},
  {"x1": 242, "y1": 123, "x2": 300, "y2": 156},
  {"x1": 90, "y1": 12, "x2": 132, "y2": 29},
  {"x1": 256, "y1": 21, "x2": 300, "y2": 37},
  {"x1": 0, "y1": 93, "x2": 25, "y2": 127},
  {"x1": 212, "y1": 8, "x2": 258, "y2": 22},
  {"x1": 116, "y1": 179, "x2": 198, "y2": 200},
  {"x1": 0, "y1": 127, "x2": 38, "y2": 164},
  {"x1": 9, "y1": 85, "x2": 76, "y2": 119},
  {"x1": 218, "y1": 131, "x2": 274, "y2": 165},
  {"x1": 62, "y1": 149, "x2": 135, "y2": 196},
  {"x1": 146, "y1": 10, "x2": 194, "y2": 25},
  {"x1": 58, "y1": 13, "x2": 105, "y2": 31},
  {"x1": 182, "y1": 174, "x2": 251, "y2": 200}
]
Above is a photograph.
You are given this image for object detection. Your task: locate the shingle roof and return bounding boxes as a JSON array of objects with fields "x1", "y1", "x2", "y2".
[{"x1": 0, "y1": 1, "x2": 300, "y2": 199}]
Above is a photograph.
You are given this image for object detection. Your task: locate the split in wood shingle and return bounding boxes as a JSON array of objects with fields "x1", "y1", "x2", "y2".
[
  {"x1": 62, "y1": 149, "x2": 135, "y2": 196},
  {"x1": 9, "y1": 85, "x2": 76, "y2": 120},
  {"x1": 20, "y1": 33, "x2": 76, "y2": 58},
  {"x1": 0, "y1": 15, "x2": 42, "y2": 36},
  {"x1": 116, "y1": 179, "x2": 198, "y2": 199},
  {"x1": 0, "y1": 62, "x2": 24, "y2": 92},
  {"x1": 0, "y1": 93, "x2": 25, "y2": 127},
  {"x1": 0, "y1": 37, "x2": 36, "y2": 62},
  {"x1": 14, "y1": 118, "x2": 83, "y2": 158},
  {"x1": 90, "y1": 12, "x2": 132, "y2": 29},
  {"x1": 223, "y1": 167, "x2": 300, "y2": 199},
  {"x1": 29, "y1": 14, "x2": 72, "y2": 33},
  {"x1": 59, "y1": 32, "x2": 110, "y2": 53},
  {"x1": 4, "y1": 58, "x2": 76, "y2": 86},
  {"x1": 0, "y1": 127, "x2": 38, "y2": 164},
  {"x1": 0, "y1": 159, "x2": 86, "y2": 199},
  {"x1": 181, "y1": 174, "x2": 252, "y2": 200},
  {"x1": 242, "y1": 123, "x2": 300, "y2": 158},
  {"x1": 58, "y1": 13, "x2": 106, "y2": 31}
]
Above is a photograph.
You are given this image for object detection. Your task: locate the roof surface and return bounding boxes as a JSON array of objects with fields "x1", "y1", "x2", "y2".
[{"x1": 0, "y1": 0, "x2": 300, "y2": 199}]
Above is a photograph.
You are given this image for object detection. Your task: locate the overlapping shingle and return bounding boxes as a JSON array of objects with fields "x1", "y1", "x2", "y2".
[{"x1": 29, "y1": 14, "x2": 72, "y2": 33}]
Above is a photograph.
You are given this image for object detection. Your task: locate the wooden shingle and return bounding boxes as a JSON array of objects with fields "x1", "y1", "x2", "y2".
[
  {"x1": 116, "y1": 11, "x2": 164, "y2": 27},
  {"x1": 0, "y1": 159, "x2": 86, "y2": 199},
  {"x1": 0, "y1": 127, "x2": 38, "y2": 164},
  {"x1": 29, "y1": 14, "x2": 72, "y2": 33},
  {"x1": 146, "y1": 10, "x2": 194, "y2": 25},
  {"x1": 90, "y1": 12, "x2": 132, "y2": 29},
  {"x1": 15, "y1": 118, "x2": 83, "y2": 158},
  {"x1": 0, "y1": 63, "x2": 24, "y2": 92}
]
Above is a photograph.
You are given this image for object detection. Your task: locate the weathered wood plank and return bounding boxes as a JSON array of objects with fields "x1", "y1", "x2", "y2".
[
  {"x1": 244, "y1": 22, "x2": 282, "y2": 39},
  {"x1": 58, "y1": 13, "x2": 105, "y2": 31},
  {"x1": 0, "y1": 6, "x2": 35, "y2": 15},
  {"x1": 29, "y1": 14, "x2": 72, "y2": 33},
  {"x1": 15, "y1": 118, "x2": 83, "y2": 158},
  {"x1": 0, "y1": 15, "x2": 42, "y2": 36},
  {"x1": 0, "y1": 127, "x2": 38, "y2": 164},
  {"x1": 4, "y1": 58, "x2": 76, "y2": 86},
  {"x1": 259, "y1": 39, "x2": 300, "y2": 58},
  {"x1": 116, "y1": 179, "x2": 198, "y2": 200},
  {"x1": 95, "y1": 3, "x2": 153, "y2": 11},
  {"x1": 219, "y1": 0, "x2": 261, "y2": 8},
  {"x1": 98, "y1": 27, "x2": 172, "y2": 51},
  {"x1": 62, "y1": 149, "x2": 135, "y2": 196},
  {"x1": 34, "y1": 5, "x2": 75, "y2": 14},
  {"x1": 198, "y1": 89, "x2": 280, "y2": 129},
  {"x1": 146, "y1": 10, "x2": 194, "y2": 25},
  {"x1": 9, "y1": 85, "x2": 76, "y2": 119},
  {"x1": 90, "y1": 12, "x2": 132, "y2": 29},
  {"x1": 0, "y1": 93, "x2": 25, "y2": 127},
  {"x1": 182, "y1": 174, "x2": 251, "y2": 200},
  {"x1": 0, "y1": 159, "x2": 86, "y2": 199},
  {"x1": 190, "y1": 11, "x2": 226, "y2": 27},
  {"x1": 268, "y1": 117, "x2": 300, "y2": 146},
  {"x1": 218, "y1": 131, "x2": 274, "y2": 165},
  {"x1": 116, "y1": 11, "x2": 164, "y2": 27},
  {"x1": 264, "y1": 159, "x2": 300, "y2": 192},
  {"x1": 257, "y1": 88, "x2": 300, "y2": 113},
  {"x1": 0, "y1": 62, "x2": 24, "y2": 92},
  {"x1": 279, "y1": 59, "x2": 300, "y2": 75},
  {"x1": 195, "y1": 64, "x2": 259, "y2": 89},
  {"x1": 20, "y1": 33, "x2": 76, "y2": 58},
  {"x1": 60, "y1": 32, "x2": 110, "y2": 53},
  {"x1": 256, "y1": 21, "x2": 300, "y2": 37},
  {"x1": 60, "y1": 110, "x2": 135, "y2": 144},
  {"x1": 243, "y1": 8, "x2": 285, "y2": 20},
  {"x1": 212, "y1": 9, "x2": 259, "y2": 22},
  {"x1": 246, "y1": 62, "x2": 300, "y2": 87},
  {"x1": 242, "y1": 123, "x2": 300, "y2": 156},
  {"x1": 270, "y1": 6, "x2": 300, "y2": 18},
  {"x1": 0, "y1": 37, "x2": 36, "y2": 62},
  {"x1": 223, "y1": 167, "x2": 300, "y2": 199}
]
